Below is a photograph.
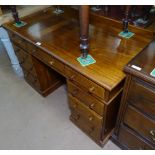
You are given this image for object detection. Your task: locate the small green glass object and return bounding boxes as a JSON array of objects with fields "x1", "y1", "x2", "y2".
[
  {"x1": 150, "y1": 68, "x2": 155, "y2": 77},
  {"x1": 13, "y1": 21, "x2": 27, "y2": 28},
  {"x1": 77, "y1": 54, "x2": 96, "y2": 67},
  {"x1": 118, "y1": 31, "x2": 135, "y2": 39}
]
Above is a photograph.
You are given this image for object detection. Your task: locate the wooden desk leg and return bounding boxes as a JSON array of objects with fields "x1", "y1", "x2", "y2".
[
  {"x1": 79, "y1": 5, "x2": 90, "y2": 59},
  {"x1": 10, "y1": 5, "x2": 21, "y2": 24},
  {"x1": 123, "y1": 5, "x2": 131, "y2": 33}
]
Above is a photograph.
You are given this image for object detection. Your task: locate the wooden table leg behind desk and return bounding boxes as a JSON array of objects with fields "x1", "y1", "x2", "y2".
[
  {"x1": 123, "y1": 5, "x2": 131, "y2": 33},
  {"x1": 10, "y1": 5, "x2": 21, "y2": 24},
  {"x1": 79, "y1": 5, "x2": 90, "y2": 58}
]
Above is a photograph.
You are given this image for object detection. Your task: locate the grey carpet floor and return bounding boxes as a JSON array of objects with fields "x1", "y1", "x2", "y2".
[{"x1": 0, "y1": 41, "x2": 120, "y2": 150}]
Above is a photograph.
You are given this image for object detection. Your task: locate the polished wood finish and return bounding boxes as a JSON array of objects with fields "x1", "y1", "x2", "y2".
[
  {"x1": 112, "y1": 40, "x2": 155, "y2": 149},
  {"x1": 4, "y1": 7, "x2": 154, "y2": 91},
  {"x1": 79, "y1": 5, "x2": 90, "y2": 58},
  {"x1": 3, "y1": 6, "x2": 154, "y2": 146}
]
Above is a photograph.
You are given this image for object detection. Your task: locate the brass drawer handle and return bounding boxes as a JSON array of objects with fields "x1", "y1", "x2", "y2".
[
  {"x1": 88, "y1": 116, "x2": 94, "y2": 122},
  {"x1": 89, "y1": 103, "x2": 95, "y2": 109},
  {"x1": 88, "y1": 87, "x2": 95, "y2": 94},
  {"x1": 150, "y1": 130, "x2": 155, "y2": 136}
]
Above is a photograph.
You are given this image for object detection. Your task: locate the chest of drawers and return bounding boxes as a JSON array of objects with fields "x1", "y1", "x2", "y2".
[{"x1": 112, "y1": 41, "x2": 155, "y2": 149}]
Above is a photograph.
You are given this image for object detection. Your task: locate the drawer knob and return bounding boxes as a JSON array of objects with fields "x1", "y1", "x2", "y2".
[
  {"x1": 89, "y1": 87, "x2": 95, "y2": 93},
  {"x1": 89, "y1": 103, "x2": 95, "y2": 109},
  {"x1": 88, "y1": 116, "x2": 94, "y2": 122},
  {"x1": 72, "y1": 89, "x2": 78, "y2": 96},
  {"x1": 89, "y1": 126, "x2": 95, "y2": 133},
  {"x1": 32, "y1": 49, "x2": 36, "y2": 53},
  {"x1": 150, "y1": 130, "x2": 155, "y2": 136},
  {"x1": 70, "y1": 75, "x2": 75, "y2": 81},
  {"x1": 72, "y1": 114, "x2": 80, "y2": 121},
  {"x1": 72, "y1": 103, "x2": 77, "y2": 109},
  {"x1": 151, "y1": 137, "x2": 155, "y2": 142},
  {"x1": 49, "y1": 61, "x2": 54, "y2": 65}
]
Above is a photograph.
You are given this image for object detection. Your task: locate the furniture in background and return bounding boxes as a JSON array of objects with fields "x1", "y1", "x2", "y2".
[
  {"x1": 112, "y1": 41, "x2": 155, "y2": 149},
  {"x1": 4, "y1": 6, "x2": 154, "y2": 147}
]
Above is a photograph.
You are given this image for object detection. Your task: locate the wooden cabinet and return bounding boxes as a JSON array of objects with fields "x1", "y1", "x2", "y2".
[
  {"x1": 11, "y1": 36, "x2": 64, "y2": 97},
  {"x1": 112, "y1": 41, "x2": 155, "y2": 149}
]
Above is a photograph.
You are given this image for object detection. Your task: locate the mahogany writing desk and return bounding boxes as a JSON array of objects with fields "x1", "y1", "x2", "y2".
[{"x1": 3, "y1": 7, "x2": 154, "y2": 146}]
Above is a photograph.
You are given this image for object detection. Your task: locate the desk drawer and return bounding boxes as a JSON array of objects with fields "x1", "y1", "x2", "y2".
[
  {"x1": 14, "y1": 45, "x2": 37, "y2": 76},
  {"x1": 124, "y1": 105, "x2": 155, "y2": 145},
  {"x1": 68, "y1": 94, "x2": 103, "y2": 129},
  {"x1": 128, "y1": 78, "x2": 155, "y2": 118},
  {"x1": 118, "y1": 125, "x2": 154, "y2": 149},
  {"x1": 67, "y1": 81, "x2": 104, "y2": 116},
  {"x1": 70, "y1": 108, "x2": 102, "y2": 142},
  {"x1": 66, "y1": 67, "x2": 105, "y2": 100},
  {"x1": 23, "y1": 70, "x2": 40, "y2": 91},
  {"x1": 9, "y1": 30, "x2": 38, "y2": 54},
  {"x1": 8, "y1": 31, "x2": 27, "y2": 50},
  {"x1": 32, "y1": 48, "x2": 65, "y2": 75}
]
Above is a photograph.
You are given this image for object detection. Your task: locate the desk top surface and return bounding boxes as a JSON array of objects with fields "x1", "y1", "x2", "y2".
[
  {"x1": 125, "y1": 40, "x2": 155, "y2": 85},
  {"x1": 4, "y1": 7, "x2": 154, "y2": 91}
]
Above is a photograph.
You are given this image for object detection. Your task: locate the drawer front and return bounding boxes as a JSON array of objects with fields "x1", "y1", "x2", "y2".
[
  {"x1": 67, "y1": 80, "x2": 104, "y2": 116},
  {"x1": 23, "y1": 70, "x2": 40, "y2": 91},
  {"x1": 68, "y1": 94, "x2": 103, "y2": 129},
  {"x1": 70, "y1": 109, "x2": 101, "y2": 142},
  {"x1": 14, "y1": 45, "x2": 37, "y2": 76},
  {"x1": 32, "y1": 48, "x2": 65, "y2": 75},
  {"x1": 8, "y1": 31, "x2": 27, "y2": 50},
  {"x1": 118, "y1": 125, "x2": 154, "y2": 149},
  {"x1": 66, "y1": 67, "x2": 105, "y2": 100},
  {"x1": 128, "y1": 78, "x2": 155, "y2": 118},
  {"x1": 124, "y1": 105, "x2": 155, "y2": 144}
]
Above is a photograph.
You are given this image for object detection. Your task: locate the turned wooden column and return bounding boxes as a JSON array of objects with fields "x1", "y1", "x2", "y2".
[
  {"x1": 123, "y1": 5, "x2": 131, "y2": 33},
  {"x1": 10, "y1": 5, "x2": 21, "y2": 24},
  {"x1": 79, "y1": 5, "x2": 90, "y2": 58}
]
